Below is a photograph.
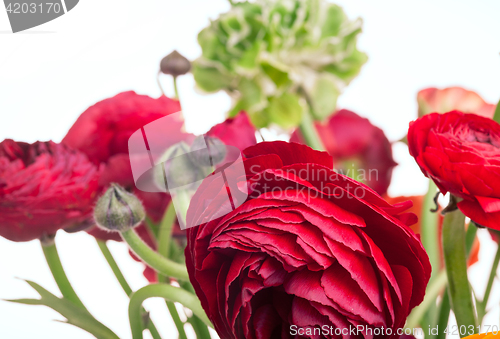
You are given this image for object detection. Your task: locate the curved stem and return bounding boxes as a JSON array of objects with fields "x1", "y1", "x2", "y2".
[
  {"x1": 129, "y1": 284, "x2": 212, "y2": 339},
  {"x1": 41, "y1": 239, "x2": 86, "y2": 309},
  {"x1": 298, "y1": 109, "x2": 325, "y2": 151},
  {"x1": 442, "y1": 207, "x2": 478, "y2": 335},
  {"x1": 96, "y1": 240, "x2": 162, "y2": 339},
  {"x1": 120, "y1": 229, "x2": 189, "y2": 282}
]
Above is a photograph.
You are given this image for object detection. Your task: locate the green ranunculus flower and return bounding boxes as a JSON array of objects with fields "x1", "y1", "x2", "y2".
[{"x1": 193, "y1": 0, "x2": 367, "y2": 128}]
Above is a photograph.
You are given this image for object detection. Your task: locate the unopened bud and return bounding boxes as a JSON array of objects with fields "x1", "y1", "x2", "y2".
[
  {"x1": 154, "y1": 142, "x2": 208, "y2": 191},
  {"x1": 160, "y1": 50, "x2": 191, "y2": 77},
  {"x1": 189, "y1": 135, "x2": 227, "y2": 167},
  {"x1": 94, "y1": 184, "x2": 145, "y2": 232}
]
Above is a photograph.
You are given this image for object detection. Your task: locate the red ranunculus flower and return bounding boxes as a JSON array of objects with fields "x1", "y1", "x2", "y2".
[
  {"x1": 417, "y1": 87, "x2": 495, "y2": 118},
  {"x1": 207, "y1": 111, "x2": 257, "y2": 151},
  {"x1": 62, "y1": 91, "x2": 189, "y2": 241},
  {"x1": 408, "y1": 111, "x2": 500, "y2": 230},
  {"x1": 291, "y1": 109, "x2": 397, "y2": 195},
  {"x1": 62, "y1": 91, "x2": 183, "y2": 164},
  {"x1": 0, "y1": 140, "x2": 100, "y2": 242},
  {"x1": 185, "y1": 141, "x2": 430, "y2": 339}
]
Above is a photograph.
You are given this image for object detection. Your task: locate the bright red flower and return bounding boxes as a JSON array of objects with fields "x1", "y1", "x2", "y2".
[
  {"x1": 417, "y1": 87, "x2": 495, "y2": 118},
  {"x1": 0, "y1": 140, "x2": 100, "y2": 242},
  {"x1": 291, "y1": 109, "x2": 397, "y2": 195},
  {"x1": 408, "y1": 111, "x2": 500, "y2": 230},
  {"x1": 185, "y1": 141, "x2": 430, "y2": 339}
]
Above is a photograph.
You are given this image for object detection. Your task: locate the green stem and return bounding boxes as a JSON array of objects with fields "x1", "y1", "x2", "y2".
[
  {"x1": 434, "y1": 224, "x2": 477, "y2": 339},
  {"x1": 157, "y1": 203, "x2": 177, "y2": 264},
  {"x1": 129, "y1": 284, "x2": 212, "y2": 339},
  {"x1": 180, "y1": 281, "x2": 212, "y2": 339},
  {"x1": 41, "y1": 238, "x2": 86, "y2": 309},
  {"x1": 442, "y1": 206, "x2": 478, "y2": 335},
  {"x1": 145, "y1": 216, "x2": 159, "y2": 240},
  {"x1": 172, "y1": 190, "x2": 192, "y2": 226},
  {"x1": 155, "y1": 203, "x2": 189, "y2": 339},
  {"x1": 465, "y1": 224, "x2": 478, "y2": 258},
  {"x1": 477, "y1": 243, "x2": 500, "y2": 323},
  {"x1": 157, "y1": 70, "x2": 165, "y2": 96},
  {"x1": 435, "y1": 291, "x2": 451, "y2": 339},
  {"x1": 97, "y1": 240, "x2": 132, "y2": 295},
  {"x1": 493, "y1": 98, "x2": 500, "y2": 124},
  {"x1": 298, "y1": 109, "x2": 325, "y2": 151},
  {"x1": 121, "y1": 229, "x2": 189, "y2": 282},
  {"x1": 96, "y1": 240, "x2": 162, "y2": 339},
  {"x1": 173, "y1": 76, "x2": 180, "y2": 100},
  {"x1": 165, "y1": 302, "x2": 188, "y2": 339},
  {"x1": 422, "y1": 180, "x2": 440, "y2": 281},
  {"x1": 188, "y1": 314, "x2": 212, "y2": 339},
  {"x1": 405, "y1": 270, "x2": 447, "y2": 329}
]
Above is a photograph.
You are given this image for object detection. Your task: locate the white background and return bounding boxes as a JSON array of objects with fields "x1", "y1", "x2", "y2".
[{"x1": 0, "y1": 0, "x2": 500, "y2": 338}]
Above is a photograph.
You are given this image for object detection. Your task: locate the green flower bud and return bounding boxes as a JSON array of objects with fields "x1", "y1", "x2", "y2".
[
  {"x1": 94, "y1": 184, "x2": 145, "y2": 232},
  {"x1": 160, "y1": 50, "x2": 191, "y2": 77},
  {"x1": 189, "y1": 135, "x2": 227, "y2": 167},
  {"x1": 154, "y1": 142, "x2": 208, "y2": 191}
]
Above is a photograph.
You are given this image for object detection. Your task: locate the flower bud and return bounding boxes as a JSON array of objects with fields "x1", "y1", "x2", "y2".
[
  {"x1": 94, "y1": 184, "x2": 145, "y2": 232},
  {"x1": 160, "y1": 50, "x2": 191, "y2": 77},
  {"x1": 189, "y1": 135, "x2": 227, "y2": 167},
  {"x1": 154, "y1": 142, "x2": 208, "y2": 191}
]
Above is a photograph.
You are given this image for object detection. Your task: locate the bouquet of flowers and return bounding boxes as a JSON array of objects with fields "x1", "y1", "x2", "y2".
[{"x1": 2, "y1": 1, "x2": 500, "y2": 339}]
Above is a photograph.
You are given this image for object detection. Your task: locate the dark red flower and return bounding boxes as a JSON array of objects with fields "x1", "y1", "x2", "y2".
[
  {"x1": 207, "y1": 111, "x2": 257, "y2": 151},
  {"x1": 0, "y1": 140, "x2": 100, "y2": 242},
  {"x1": 185, "y1": 141, "x2": 430, "y2": 339},
  {"x1": 291, "y1": 109, "x2": 397, "y2": 195},
  {"x1": 408, "y1": 111, "x2": 500, "y2": 230}
]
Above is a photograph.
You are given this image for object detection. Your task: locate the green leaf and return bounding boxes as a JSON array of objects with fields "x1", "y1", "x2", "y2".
[
  {"x1": 493, "y1": 98, "x2": 500, "y2": 124},
  {"x1": 239, "y1": 77, "x2": 262, "y2": 106},
  {"x1": 6, "y1": 280, "x2": 119, "y2": 339},
  {"x1": 235, "y1": 41, "x2": 261, "y2": 69},
  {"x1": 261, "y1": 62, "x2": 290, "y2": 88},
  {"x1": 265, "y1": 93, "x2": 303, "y2": 129},
  {"x1": 247, "y1": 108, "x2": 270, "y2": 129},
  {"x1": 309, "y1": 76, "x2": 339, "y2": 120},
  {"x1": 192, "y1": 63, "x2": 233, "y2": 93},
  {"x1": 321, "y1": 4, "x2": 344, "y2": 38}
]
